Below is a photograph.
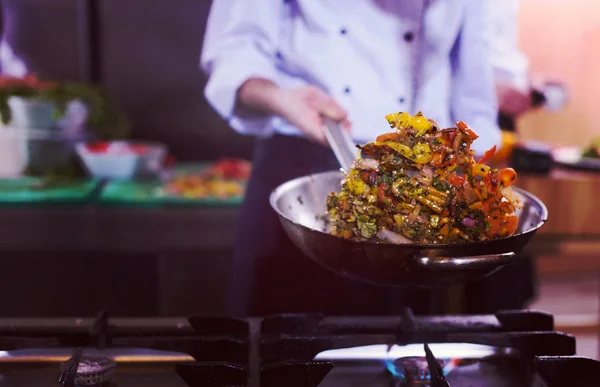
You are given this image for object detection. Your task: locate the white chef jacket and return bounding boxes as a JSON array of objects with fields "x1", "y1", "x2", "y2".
[
  {"x1": 201, "y1": 0, "x2": 505, "y2": 154},
  {"x1": 488, "y1": 0, "x2": 530, "y2": 93}
]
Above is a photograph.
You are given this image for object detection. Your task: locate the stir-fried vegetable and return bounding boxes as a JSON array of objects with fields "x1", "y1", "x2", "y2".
[{"x1": 326, "y1": 111, "x2": 522, "y2": 244}]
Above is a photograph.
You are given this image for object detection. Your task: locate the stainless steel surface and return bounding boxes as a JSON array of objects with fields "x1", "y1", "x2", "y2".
[
  {"x1": 271, "y1": 170, "x2": 546, "y2": 239},
  {"x1": 416, "y1": 252, "x2": 516, "y2": 270},
  {"x1": 0, "y1": 348, "x2": 193, "y2": 363},
  {"x1": 270, "y1": 170, "x2": 548, "y2": 286},
  {"x1": 314, "y1": 343, "x2": 512, "y2": 361},
  {"x1": 322, "y1": 117, "x2": 357, "y2": 173}
]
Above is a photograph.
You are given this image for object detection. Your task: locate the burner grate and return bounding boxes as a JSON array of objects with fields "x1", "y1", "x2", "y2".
[
  {"x1": 0, "y1": 309, "x2": 596, "y2": 387},
  {"x1": 176, "y1": 362, "x2": 247, "y2": 387},
  {"x1": 535, "y1": 356, "x2": 600, "y2": 387}
]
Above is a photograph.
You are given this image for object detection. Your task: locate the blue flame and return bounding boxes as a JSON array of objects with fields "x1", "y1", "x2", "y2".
[
  {"x1": 385, "y1": 359, "x2": 405, "y2": 378},
  {"x1": 384, "y1": 357, "x2": 459, "y2": 382}
]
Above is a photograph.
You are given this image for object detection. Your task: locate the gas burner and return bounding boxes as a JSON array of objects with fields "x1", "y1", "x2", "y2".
[
  {"x1": 0, "y1": 309, "x2": 597, "y2": 387},
  {"x1": 386, "y1": 357, "x2": 459, "y2": 386},
  {"x1": 59, "y1": 350, "x2": 116, "y2": 387}
]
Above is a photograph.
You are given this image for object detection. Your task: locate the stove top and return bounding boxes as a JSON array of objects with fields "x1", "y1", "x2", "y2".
[{"x1": 0, "y1": 309, "x2": 597, "y2": 387}]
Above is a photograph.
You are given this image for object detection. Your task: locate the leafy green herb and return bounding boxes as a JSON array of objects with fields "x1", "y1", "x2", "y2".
[{"x1": 358, "y1": 221, "x2": 377, "y2": 238}]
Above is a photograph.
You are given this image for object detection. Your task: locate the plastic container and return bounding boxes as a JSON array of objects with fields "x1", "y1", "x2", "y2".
[
  {"x1": 7, "y1": 97, "x2": 56, "y2": 129},
  {"x1": 0, "y1": 126, "x2": 28, "y2": 178},
  {"x1": 0, "y1": 125, "x2": 87, "y2": 177},
  {"x1": 26, "y1": 128, "x2": 90, "y2": 172},
  {"x1": 0, "y1": 98, "x2": 91, "y2": 176},
  {"x1": 76, "y1": 141, "x2": 167, "y2": 180},
  {"x1": 7, "y1": 96, "x2": 88, "y2": 133}
]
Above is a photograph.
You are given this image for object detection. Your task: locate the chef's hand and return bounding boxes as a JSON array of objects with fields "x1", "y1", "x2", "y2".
[
  {"x1": 273, "y1": 85, "x2": 351, "y2": 145},
  {"x1": 237, "y1": 78, "x2": 351, "y2": 145}
]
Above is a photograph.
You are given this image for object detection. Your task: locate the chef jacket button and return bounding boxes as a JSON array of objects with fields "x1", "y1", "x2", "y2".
[
  {"x1": 399, "y1": 97, "x2": 405, "y2": 103},
  {"x1": 404, "y1": 32, "x2": 414, "y2": 42},
  {"x1": 340, "y1": 28, "x2": 348, "y2": 35},
  {"x1": 344, "y1": 87, "x2": 351, "y2": 94}
]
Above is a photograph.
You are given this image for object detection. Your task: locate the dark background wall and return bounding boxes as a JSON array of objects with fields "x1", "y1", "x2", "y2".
[{"x1": 0, "y1": 0, "x2": 255, "y2": 161}]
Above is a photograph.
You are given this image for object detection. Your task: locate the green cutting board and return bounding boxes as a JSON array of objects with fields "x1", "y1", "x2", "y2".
[
  {"x1": 99, "y1": 181, "x2": 244, "y2": 207},
  {"x1": 0, "y1": 177, "x2": 100, "y2": 204},
  {"x1": 98, "y1": 163, "x2": 245, "y2": 207}
]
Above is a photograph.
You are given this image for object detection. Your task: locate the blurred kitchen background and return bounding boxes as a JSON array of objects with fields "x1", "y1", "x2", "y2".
[{"x1": 0, "y1": 0, "x2": 597, "y2": 358}]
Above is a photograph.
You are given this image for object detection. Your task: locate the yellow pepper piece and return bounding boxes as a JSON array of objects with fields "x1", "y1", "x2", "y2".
[
  {"x1": 349, "y1": 179, "x2": 366, "y2": 195},
  {"x1": 469, "y1": 201, "x2": 483, "y2": 210},
  {"x1": 410, "y1": 112, "x2": 434, "y2": 136},
  {"x1": 472, "y1": 163, "x2": 490, "y2": 177},
  {"x1": 393, "y1": 214, "x2": 404, "y2": 227},
  {"x1": 345, "y1": 170, "x2": 366, "y2": 195},
  {"x1": 429, "y1": 215, "x2": 440, "y2": 228},
  {"x1": 412, "y1": 142, "x2": 433, "y2": 164},
  {"x1": 377, "y1": 141, "x2": 414, "y2": 160},
  {"x1": 385, "y1": 112, "x2": 410, "y2": 130}
]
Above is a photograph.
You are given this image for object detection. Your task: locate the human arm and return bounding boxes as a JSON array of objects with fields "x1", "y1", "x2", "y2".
[
  {"x1": 237, "y1": 79, "x2": 349, "y2": 144},
  {"x1": 199, "y1": 0, "x2": 284, "y2": 136},
  {"x1": 450, "y1": 0, "x2": 502, "y2": 156},
  {"x1": 200, "y1": 0, "x2": 348, "y2": 142}
]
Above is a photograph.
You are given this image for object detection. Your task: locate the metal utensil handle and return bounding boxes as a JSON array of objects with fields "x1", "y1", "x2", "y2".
[
  {"x1": 416, "y1": 252, "x2": 516, "y2": 270},
  {"x1": 424, "y1": 343, "x2": 451, "y2": 387},
  {"x1": 322, "y1": 117, "x2": 357, "y2": 173}
]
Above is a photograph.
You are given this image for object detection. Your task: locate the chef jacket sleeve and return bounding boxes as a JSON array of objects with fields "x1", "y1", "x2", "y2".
[
  {"x1": 487, "y1": 0, "x2": 530, "y2": 92},
  {"x1": 200, "y1": 0, "x2": 283, "y2": 136},
  {"x1": 449, "y1": 0, "x2": 502, "y2": 156}
]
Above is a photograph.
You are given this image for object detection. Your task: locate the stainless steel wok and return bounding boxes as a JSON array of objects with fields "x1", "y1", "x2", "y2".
[{"x1": 269, "y1": 170, "x2": 548, "y2": 287}]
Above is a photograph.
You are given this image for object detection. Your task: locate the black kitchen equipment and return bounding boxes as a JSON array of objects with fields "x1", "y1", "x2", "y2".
[
  {"x1": 0, "y1": 309, "x2": 597, "y2": 387},
  {"x1": 510, "y1": 141, "x2": 555, "y2": 175}
]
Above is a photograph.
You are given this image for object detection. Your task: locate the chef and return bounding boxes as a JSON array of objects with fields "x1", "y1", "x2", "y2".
[{"x1": 200, "y1": 0, "x2": 505, "y2": 317}]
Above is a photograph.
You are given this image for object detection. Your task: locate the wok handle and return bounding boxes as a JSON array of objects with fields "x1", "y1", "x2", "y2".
[
  {"x1": 322, "y1": 116, "x2": 357, "y2": 173},
  {"x1": 416, "y1": 252, "x2": 516, "y2": 270}
]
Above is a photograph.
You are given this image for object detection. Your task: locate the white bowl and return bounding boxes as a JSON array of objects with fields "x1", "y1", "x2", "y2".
[{"x1": 76, "y1": 141, "x2": 167, "y2": 180}]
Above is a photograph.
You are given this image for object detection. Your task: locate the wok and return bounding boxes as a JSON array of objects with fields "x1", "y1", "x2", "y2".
[{"x1": 269, "y1": 170, "x2": 548, "y2": 287}]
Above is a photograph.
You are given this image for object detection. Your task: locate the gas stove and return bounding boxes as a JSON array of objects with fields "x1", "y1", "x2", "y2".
[{"x1": 0, "y1": 309, "x2": 597, "y2": 386}]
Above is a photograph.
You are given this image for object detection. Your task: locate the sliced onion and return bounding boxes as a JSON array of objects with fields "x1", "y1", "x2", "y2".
[
  {"x1": 407, "y1": 205, "x2": 421, "y2": 222},
  {"x1": 377, "y1": 229, "x2": 414, "y2": 244},
  {"x1": 462, "y1": 218, "x2": 476, "y2": 227},
  {"x1": 355, "y1": 158, "x2": 380, "y2": 170},
  {"x1": 420, "y1": 166, "x2": 433, "y2": 185},
  {"x1": 501, "y1": 187, "x2": 523, "y2": 209}
]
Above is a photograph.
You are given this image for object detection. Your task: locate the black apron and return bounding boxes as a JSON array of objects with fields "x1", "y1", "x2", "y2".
[{"x1": 226, "y1": 134, "x2": 534, "y2": 317}]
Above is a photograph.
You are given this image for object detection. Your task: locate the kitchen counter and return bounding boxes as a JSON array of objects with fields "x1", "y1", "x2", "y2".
[
  {"x1": 0, "y1": 206, "x2": 239, "y2": 252},
  {"x1": 0, "y1": 168, "x2": 596, "y2": 317},
  {"x1": 517, "y1": 169, "x2": 600, "y2": 236},
  {"x1": 516, "y1": 169, "x2": 600, "y2": 275},
  {"x1": 0, "y1": 205, "x2": 240, "y2": 317},
  {"x1": 0, "y1": 169, "x2": 594, "y2": 254}
]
